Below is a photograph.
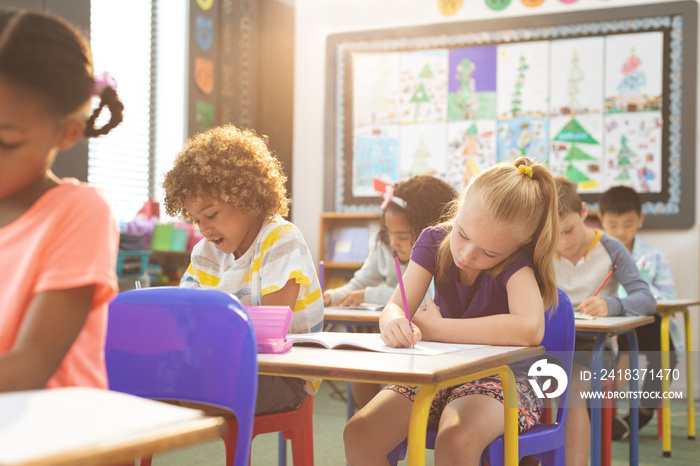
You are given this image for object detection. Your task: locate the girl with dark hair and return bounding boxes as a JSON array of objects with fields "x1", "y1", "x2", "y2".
[{"x1": 0, "y1": 9, "x2": 125, "y2": 391}]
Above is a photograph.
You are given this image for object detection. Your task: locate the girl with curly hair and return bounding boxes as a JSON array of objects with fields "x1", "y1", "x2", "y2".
[
  {"x1": 0, "y1": 9, "x2": 124, "y2": 392},
  {"x1": 163, "y1": 124, "x2": 323, "y2": 415}
]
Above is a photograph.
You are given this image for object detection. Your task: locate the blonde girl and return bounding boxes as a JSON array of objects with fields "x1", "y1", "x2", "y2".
[{"x1": 344, "y1": 157, "x2": 559, "y2": 466}]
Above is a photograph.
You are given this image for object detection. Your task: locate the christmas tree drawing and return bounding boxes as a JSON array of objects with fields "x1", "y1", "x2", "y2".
[
  {"x1": 553, "y1": 118, "x2": 599, "y2": 186},
  {"x1": 617, "y1": 48, "x2": 647, "y2": 95},
  {"x1": 511, "y1": 54, "x2": 528, "y2": 117},
  {"x1": 449, "y1": 57, "x2": 478, "y2": 119},
  {"x1": 614, "y1": 135, "x2": 635, "y2": 182},
  {"x1": 568, "y1": 50, "x2": 583, "y2": 112},
  {"x1": 410, "y1": 79, "x2": 430, "y2": 121}
]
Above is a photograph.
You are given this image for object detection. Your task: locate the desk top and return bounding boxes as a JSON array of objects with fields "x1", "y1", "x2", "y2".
[
  {"x1": 0, "y1": 387, "x2": 223, "y2": 466},
  {"x1": 324, "y1": 308, "x2": 382, "y2": 323},
  {"x1": 575, "y1": 314, "x2": 655, "y2": 333},
  {"x1": 656, "y1": 299, "x2": 700, "y2": 309},
  {"x1": 258, "y1": 345, "x2": 542, "y2": 386}
]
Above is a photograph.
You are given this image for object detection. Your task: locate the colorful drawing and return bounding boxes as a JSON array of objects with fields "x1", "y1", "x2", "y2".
[
  {"x1": 604, "y1": 112, "x2": 662, "y2": 192},
  {"x1": 446, "y1": 120, "x2": 497, "y2": 189},
  {"x1": 352, "y1": 126, "x2": 400, "y2": 197},
  {"x1": 398, "y1": 123, "x2": 447, "y2": 179},
  {"x1": 497, "y1": 118, "x2": 548, "y2": 162},
  {"x1": 497, "y1": 42, "x2": 549, "y2": 119},
  {"x1": 551, "y1": 116, "x2": 602, "y2": 191},
  {"x1": 399, "y1": 50, "x2": 448, "y2": 123},
  {"x1": 550, "y1": 37, "x2": 604, "y2": 116},
  {"x1": 605, "y1": 32, "x2": 663, "y2": 113},
  {"x1": 447, "y1": 46, "x2": 497, "y2": 120},
  {"x1": 353, "y1": 52, "x2": 401, "y2": 127}
]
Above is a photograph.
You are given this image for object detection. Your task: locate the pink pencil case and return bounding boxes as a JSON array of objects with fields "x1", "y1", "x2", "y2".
[{"x1": 244, "y1": 305, "x2": 294, "y2": 353}]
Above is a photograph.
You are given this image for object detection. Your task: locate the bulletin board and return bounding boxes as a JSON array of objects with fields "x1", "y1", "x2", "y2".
[{"x1": 324, "y1": 1, "x2": 697, "y2": 228}]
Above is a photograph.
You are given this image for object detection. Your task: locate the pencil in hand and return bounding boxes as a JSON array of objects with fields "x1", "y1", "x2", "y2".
[
  {"x1": 593, "y1": 265, "x2": 617, "y2": 297},
  {"x1": 392, "y1": 248, "x2": 414, "y2": 346}
]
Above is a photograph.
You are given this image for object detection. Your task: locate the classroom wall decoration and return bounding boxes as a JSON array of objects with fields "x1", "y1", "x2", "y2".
[{"x1": 324, "y1": 1, "x2": 697, "y2": 228}]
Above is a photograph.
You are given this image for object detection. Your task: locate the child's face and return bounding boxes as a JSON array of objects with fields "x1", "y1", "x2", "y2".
[
  {"x1": 600, "y1": 211, "x2": 643, "y2": 251},
  {"x1": 450, "y1": 196, "x2": 522, "y2": 272},
  {"x1": 184, "y1": 193, "x2": 263, "y2": 259},
  {"x1": 556, "y1": 211, "x2": 587, "y2": 261},
  {"x1": 384, "y1": 209, "x2": 413, "y2": 263},
  {"x1": 0, "y1": 78, "x2": 67, "y2": 201}
]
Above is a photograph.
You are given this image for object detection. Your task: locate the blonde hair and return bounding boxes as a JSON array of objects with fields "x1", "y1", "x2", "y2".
[
  {"x1": 163, "y1": 125, "x2": 289, "y2": 220},
  {"x1": 435, "y1": 157, "x2": 559, "y2": 309}
]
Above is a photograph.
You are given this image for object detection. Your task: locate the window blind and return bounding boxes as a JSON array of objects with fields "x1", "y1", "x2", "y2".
[{"x1": 88, "y1": 0, "x2": 155, "y2": 222}]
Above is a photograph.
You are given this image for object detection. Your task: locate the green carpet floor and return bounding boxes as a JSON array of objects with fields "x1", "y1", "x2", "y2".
[{"x1": 150, "y1": 381, "x2": 699, "y2": 465}]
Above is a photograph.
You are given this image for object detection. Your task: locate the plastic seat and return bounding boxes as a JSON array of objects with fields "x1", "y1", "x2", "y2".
[
  {"x1": 388, "y1": 289, "x2": 575, "y2": 466},
  {"x1": 105, "y1": 286, "x2": 258, "y2": 466}
]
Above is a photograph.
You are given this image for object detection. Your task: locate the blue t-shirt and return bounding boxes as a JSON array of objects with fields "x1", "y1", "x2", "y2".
[{"x1": 411, "y1": 226, "x2": 536, "y2": 319}]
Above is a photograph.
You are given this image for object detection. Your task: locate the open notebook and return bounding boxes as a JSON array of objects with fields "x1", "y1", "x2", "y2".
[
  {"x1": 573, "y1": 311, "x2": 597, "y2": 321},
  {"x1": 287, "y1": 332, "x2": 485, "y2": 356},
  {"x1": 325, "y1": 303, "x2": 383, "y2": 312}
]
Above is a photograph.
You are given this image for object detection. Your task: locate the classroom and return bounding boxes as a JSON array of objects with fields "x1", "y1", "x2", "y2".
[{"x1": 0, "y1": 0, "x2": 699, "y2": 465}]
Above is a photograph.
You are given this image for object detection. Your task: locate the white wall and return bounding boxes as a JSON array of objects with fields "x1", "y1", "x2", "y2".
[{"x1": 293, "y1": 0, "x2": 700, "y2": 388}]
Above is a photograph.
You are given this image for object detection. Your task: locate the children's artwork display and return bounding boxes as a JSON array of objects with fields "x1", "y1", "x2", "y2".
[{"x1": 325, "y1": 1, "x2": 696, "y2": 228}]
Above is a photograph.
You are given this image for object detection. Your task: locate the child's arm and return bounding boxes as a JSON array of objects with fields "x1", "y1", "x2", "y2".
[
  {"x1": 262, "y1": 279, "x2": 301, "y2": 308},
  {"x1": 325, "y1": 244, "x2": 387, "y2": 305},
  {"x1": 599, "y1": 236, "x2": 656, "y2": 316},
  {"x1": 413, "y1": 266, "x2": 545, "y2": 347},
  {"x1": 0, "y1": 286, "x2": 94, "y2": 392},
  {"x1": 379, "y1": 260, "x2": 431, "y2": 347}
]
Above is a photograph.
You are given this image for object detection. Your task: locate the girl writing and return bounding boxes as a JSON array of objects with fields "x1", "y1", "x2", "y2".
[
  {"x1": 0, "y1": 9, "x2": 125, "y2": 391},
  {"x1": 344, "y1": 157, "x2": 559, "y2": 465}
]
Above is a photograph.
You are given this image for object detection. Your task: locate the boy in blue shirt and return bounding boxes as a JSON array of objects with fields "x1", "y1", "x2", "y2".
[{"x1": 599, "y1": 186, "x2": 679, "y2": 440}]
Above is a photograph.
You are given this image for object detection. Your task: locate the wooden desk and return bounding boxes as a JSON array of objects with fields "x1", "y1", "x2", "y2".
[
  {"x1": 576, "y1": 315, "x2": 654, "y2": 466},
  {"x1": 0, "y1": 387, "x2": 223, "y2": 466},
  {"x1": 324, "y1": 307, "x2": 382, "y2": 325},
  {"x1": 259, "y1": 344, "x2": 543, "y2": 466},
  {"x1": 656, "y1": 299, "x2": 699, "y2": 456}
]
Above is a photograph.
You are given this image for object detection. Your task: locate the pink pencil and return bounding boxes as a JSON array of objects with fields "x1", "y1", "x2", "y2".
[
  {"x1": 593, "y1": 265, "x2": 617, "y2": 296},
  {"x1": 392, "y1": 249, "x2": 413, "y2": 332}
]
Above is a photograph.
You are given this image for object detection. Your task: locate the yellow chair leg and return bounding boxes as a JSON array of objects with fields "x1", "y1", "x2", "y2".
[
  {"x1": 682, "y1": 309, "x2": 695, "y2": 440},
  {"x1": 660, "y1": 312, "x2": 671, "y2": 457}
]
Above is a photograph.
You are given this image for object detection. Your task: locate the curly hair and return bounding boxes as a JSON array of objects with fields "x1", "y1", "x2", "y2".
[
  {"x1": 163, "y1": 125, "x2": 290, "y2": 220},
  {"x1": 378, "y1": 175, "x2": 457, "y2": 245}
]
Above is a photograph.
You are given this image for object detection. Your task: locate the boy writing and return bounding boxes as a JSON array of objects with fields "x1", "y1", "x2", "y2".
[
  {"x1": 163, "y1": 124, "x2": 324, "y2": 415},
  {"x1": 553, "y1": 178, "x2": 655, "y2": 465},
  {"x1": 599, "y1": 185, "x2": 679, "y2": 439}
]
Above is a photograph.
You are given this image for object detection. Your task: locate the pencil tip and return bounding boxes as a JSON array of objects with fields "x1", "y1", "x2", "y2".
[{"x1": 392, "y1": 248, "x2": 398, "y2": 258}]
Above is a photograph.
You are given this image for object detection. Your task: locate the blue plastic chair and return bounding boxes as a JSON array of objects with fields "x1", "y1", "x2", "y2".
[
  {"x1": 105, "y1": 286, "x2": 258, "y2": 466},
  {"x1": 388, "y1": 289, "x2": 575, "y2": 465}
]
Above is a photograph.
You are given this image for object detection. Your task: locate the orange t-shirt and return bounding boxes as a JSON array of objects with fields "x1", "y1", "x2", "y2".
[{"x1": 0, "y1": 179, "x2": 118, "y2": 388}]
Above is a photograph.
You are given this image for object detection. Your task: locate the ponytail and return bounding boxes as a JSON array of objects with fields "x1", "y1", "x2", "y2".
[{"x1": 85, "y1": 86, "x2": 124, "y2": 137}]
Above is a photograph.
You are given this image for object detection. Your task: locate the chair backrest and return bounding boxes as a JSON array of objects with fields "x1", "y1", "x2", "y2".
[
  {"x1": 540, "y1": 288, "x2": 576, "y2": 424},
  {"x1": 105, "y1": 286, "x2": 258, "y2": 465}
]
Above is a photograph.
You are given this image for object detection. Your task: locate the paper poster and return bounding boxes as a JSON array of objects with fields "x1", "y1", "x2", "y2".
[
  {"x1": 194, "y1": 57, "x2": 214, "y2": 95},
  {"x1": 549, "y1": 37, "x2": 604, "y2": 116},
  {"x1": 605, "y1": 32, "x2": 663, "y2": 113},
  {"x1": 497, "y1": 117, "x2": 548, "y2": 162},
  {"x1": 398, "y1": 123, "x2": 447, "y2": 179},
  {"x1": 550, "y1": 114, "x2": 604, "y2": 192},
  {"x1": 446, "y1": 120, "x2": 497, "y2": 190},
  {"x1": 603, "y1": 112, "x2": 662, "y2": 193},
  {"x1": 399, "y1": 50, "x2": 448, "y2": 124},
  {"x1": 448, "y1": 46, "x2": 497, "y2": 120},
  {"x1": 353, "y1": 52, "x2": 400, "y2": 127},
  {"x1": 497, "y1": 42, "x2": 549, "y2": 119},
  {"x1": 352, "y1": 126, "x2": 399, "y2": 197}
]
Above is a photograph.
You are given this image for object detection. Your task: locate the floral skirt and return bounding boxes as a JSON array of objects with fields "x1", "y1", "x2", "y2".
[{"x1": 384, "y1": 374, "x2": 542, "y2": 433}]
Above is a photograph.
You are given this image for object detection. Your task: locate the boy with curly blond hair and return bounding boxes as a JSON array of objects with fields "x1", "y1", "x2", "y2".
[{"x1": 164, "y1": 124, "x2": 323, "y2": 415}]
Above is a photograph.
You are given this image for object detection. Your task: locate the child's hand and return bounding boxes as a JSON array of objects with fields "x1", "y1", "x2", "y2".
[
  {"x1": 412, "y1": 298, "x2": 443, "y2": 340},
  {"x1": 578, "y1": 296, "x2": 609, "y2": 316},
  {"x1": 380, "y1": 314, "x2": 421, "y2": 348},
  {"x1": 335, "y1": 290, "x2": 365, "y2": 307},
  {"x1": 323, "y1": 291, "x2": 331, "y2": 305}
]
